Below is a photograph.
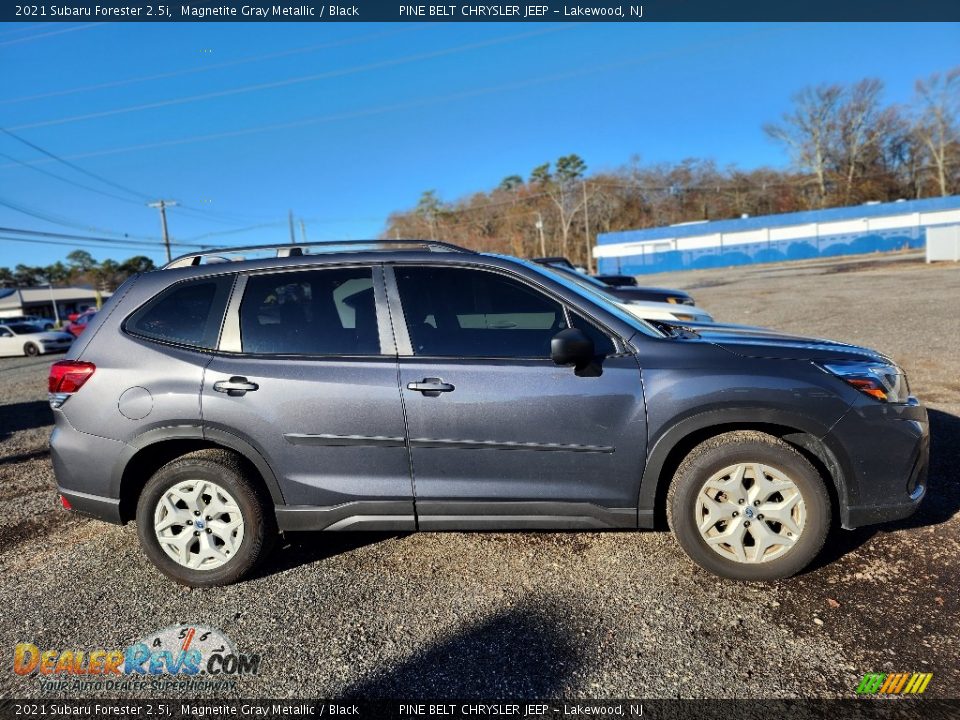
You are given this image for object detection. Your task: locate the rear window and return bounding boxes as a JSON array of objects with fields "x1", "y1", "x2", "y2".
[
  {"x1": 239, "y1": 267, "x2": 379, "y2": 355},
  {"x1": 126, "y1": 275, "x2": 233, "y2": 349}
]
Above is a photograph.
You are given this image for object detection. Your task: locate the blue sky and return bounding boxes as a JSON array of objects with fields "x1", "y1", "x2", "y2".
[{"x1": 0, "y1": 21, "x2": 958, "y2": 268}]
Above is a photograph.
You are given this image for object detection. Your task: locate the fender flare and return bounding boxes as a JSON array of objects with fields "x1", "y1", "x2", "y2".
[
  {"x1": 113, "y1": 424, "x2": 286, "y2": 506},
  {"x1": 637, "y1": 407, "x2": 848, "y2": 526}
]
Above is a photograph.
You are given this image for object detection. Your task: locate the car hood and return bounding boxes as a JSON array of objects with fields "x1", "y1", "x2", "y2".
[{"x1": 678, "y1": 322, "x2": 892, "y2": 363}]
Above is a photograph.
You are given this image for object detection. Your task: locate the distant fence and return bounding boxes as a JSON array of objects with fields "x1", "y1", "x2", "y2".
[
  {"x1": 596, "y1": 227, "x2": 925, "y2": 275},
  {"x1": 594, "y1": 195, "x2": 960, "y2": 276}
]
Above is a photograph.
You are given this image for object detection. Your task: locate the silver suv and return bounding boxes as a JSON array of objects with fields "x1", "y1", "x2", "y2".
[{"x1": 50, "y1": 241, "x2": 928, "y2": 586}]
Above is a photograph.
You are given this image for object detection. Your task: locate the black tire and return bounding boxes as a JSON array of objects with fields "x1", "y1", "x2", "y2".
[
  {"x1": 667, "y1": 431, "x2": 831, "y2": 581},
  {"x1": 136, "y1": 449, "x2": 276, "y2": 587},
  {"x1": 23, "y1": 342, "x2": 39, "y2": 357}
]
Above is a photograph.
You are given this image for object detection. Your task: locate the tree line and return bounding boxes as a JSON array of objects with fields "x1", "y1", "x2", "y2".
[
  {"x1": 0, "y1": 250, "x2": 155, "y2": 294},
  {"x1": 384, "y1": 68, "x2": 959, "y2": 271}
]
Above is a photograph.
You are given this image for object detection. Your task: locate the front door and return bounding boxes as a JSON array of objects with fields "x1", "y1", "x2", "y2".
[
  {"x1": 387, "y1": 264, "x2": 647, "y2": 530},
  {"x1": 202, "y1": 264, "x2": 413, "y2": 530}
]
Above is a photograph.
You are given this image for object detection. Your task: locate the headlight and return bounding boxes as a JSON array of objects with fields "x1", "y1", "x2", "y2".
[{"x1": 819, "y1": 361, "x2": 909, "y2": 403}]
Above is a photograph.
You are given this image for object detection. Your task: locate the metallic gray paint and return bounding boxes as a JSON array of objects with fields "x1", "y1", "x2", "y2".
[{"x1": 50, "y1": 249, "x2": 929, "y2": 537}]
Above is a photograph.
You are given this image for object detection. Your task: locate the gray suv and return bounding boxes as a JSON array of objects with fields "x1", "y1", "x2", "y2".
[{"x1": 49, "y1": 241, "x2": 928, "y2": 586}]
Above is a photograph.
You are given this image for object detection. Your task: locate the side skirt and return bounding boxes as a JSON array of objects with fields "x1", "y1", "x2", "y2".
[{"x1": 276, "y1": 501, "x2": 638, "y2": 532}]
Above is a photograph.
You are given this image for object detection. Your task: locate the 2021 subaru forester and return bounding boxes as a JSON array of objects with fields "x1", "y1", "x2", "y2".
[{"x1": 49, "y1": 241, "x2": 928, "y2": 586}]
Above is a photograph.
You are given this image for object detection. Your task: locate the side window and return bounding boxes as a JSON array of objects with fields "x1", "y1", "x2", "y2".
[
  {"x1": 126, "y1": 275, "x2": 233, "y2": 349},
  {"x1": 240, "y1": 267, "x2": 379, "y2": 355},
  {"x1": 395, "y1": 266, "x2": 565, "y2": 358},
  {"x1": 568, "y1": 311, "x2": 617, "y2": 357}
]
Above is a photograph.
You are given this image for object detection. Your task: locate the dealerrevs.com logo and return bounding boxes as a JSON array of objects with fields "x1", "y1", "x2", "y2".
[
  {"x1": 856, "y1": 672, "x2": 934, "y2": 695},
  {"x1": 13, "y1": 624, "x2": 259, "y2": 693}
]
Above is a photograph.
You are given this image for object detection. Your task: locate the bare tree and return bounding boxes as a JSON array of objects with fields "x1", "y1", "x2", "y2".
[
  {"x1": 765, "y1": 84, "x2": 843, "y2": 207},
  {"x1": 530, "y1": 155, "x2": 588, "y2": 261},
  {"x1": 835, "y1": 79, "x2": 898, "y2": 203},
  {"x1": 913, "y1": 67, "x2": 960, "y2": 197}
]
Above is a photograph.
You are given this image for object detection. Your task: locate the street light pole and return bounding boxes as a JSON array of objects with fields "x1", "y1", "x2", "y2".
[{"x1": 47, "y1": 284, "x2": 60, "y2": 327}]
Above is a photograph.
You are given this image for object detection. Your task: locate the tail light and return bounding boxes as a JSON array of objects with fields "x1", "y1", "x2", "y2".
[{"x1": 48, "y1": 360, "x2": 95, "y2": 407}]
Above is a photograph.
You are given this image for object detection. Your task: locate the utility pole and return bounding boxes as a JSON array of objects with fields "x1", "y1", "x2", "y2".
[
  {"x1": 582, "y1": 181, "x2": 592, "y2": 273},
  {"x1": 148, "y1": 200, "x2": 177, "y2": 262},
  {"x1": 299, "y1": 219, "x2": 308, "y2": 243},
  {"x1": 535, "y1": 212, "x2": 546, "y2": 256},
  {"x1": 288, "y1": 210, "x2": 296, "y2": 244}
]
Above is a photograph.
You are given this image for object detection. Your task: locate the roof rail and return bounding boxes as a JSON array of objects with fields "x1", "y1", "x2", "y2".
[{"x1": 163, "y1": 239, "x2": 473, "y2": 269}]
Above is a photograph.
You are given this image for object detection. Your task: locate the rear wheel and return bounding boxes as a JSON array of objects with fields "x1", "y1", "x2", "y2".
[
  {"x1": 136, "y1": 449, "x2": 276, "y2": 587},
  {"x1": 667, "y1": 431, "x2": 830, "y2": 580},
  {"x1": 23, "y1": 342, "x2": 39, "y2": 357}
]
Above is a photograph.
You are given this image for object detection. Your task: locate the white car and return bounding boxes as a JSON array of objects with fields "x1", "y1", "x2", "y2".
[
  {"x1": 616, "y1": 298, "x2": 714, "y2": 324},
  {"x1": 537, "y1": 263, "x2": 715, "y2": 324},
  {"x1": 0, "y1": 322, "x2": 73, "y2": 357}
]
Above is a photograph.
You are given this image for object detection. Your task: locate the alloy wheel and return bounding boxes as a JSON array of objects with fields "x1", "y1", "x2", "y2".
[
  {"x1": 694, "y1": 462, "x2": 806, "y2": 564},
  {"x1": 153, "y1": 479, "x2": 245, "y2": 570}
]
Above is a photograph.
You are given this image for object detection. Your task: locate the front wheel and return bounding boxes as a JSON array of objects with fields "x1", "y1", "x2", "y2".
[
  {"x1": 136, "y1": 449, "x2": 276, "y2": 587},
  {"x1": 23, "y1": 342, "x2": 39, "y2": 357},
  {"x1": 667, "y1": 431, "x2": 831, "y2": 581}
]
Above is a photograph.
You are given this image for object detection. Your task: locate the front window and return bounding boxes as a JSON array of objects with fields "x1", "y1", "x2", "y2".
[{"x1": 394, "y1": 266, "x2": 569, "y2": 359}]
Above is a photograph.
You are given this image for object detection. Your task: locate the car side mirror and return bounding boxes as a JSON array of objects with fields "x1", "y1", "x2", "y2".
[{"x1": 551, "y1": 328, "x2": 595, "y2": 371}]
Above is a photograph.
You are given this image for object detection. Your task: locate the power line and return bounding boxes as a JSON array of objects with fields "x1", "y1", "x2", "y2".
[
  {"x1": 0, "y1": 196, "x2": 158, "y2": 240},
  {"x1": 1, "y1": 127, "x2": 273, "y2": 228},
  {"x1": 1, "y1": 127, "x2": 151, "y2": 201},
  {"x1": 0, "y1": 23, "x2": 46, "y2": 38},
  {"x1": 0, "y1": 25, "x2": 430, "y2": 106},
  {"x1": 0, "y1": 151, "x2": 146, "y2": 206},
  {"x1": 0, "y1": 234, "x2": 182, "y2": 254},
  {"x1": 0, "y1": 226, "x2": 208, "y2": 248},
  {"x1": 0, "y1": 32, "x2": 763, "y2": 168},
  {"x1": 7, "y1": 25, "x2": 579, "y2": 132},
  {"x1": 0, "y1": 23, "x2": 102, "y2": 48}
]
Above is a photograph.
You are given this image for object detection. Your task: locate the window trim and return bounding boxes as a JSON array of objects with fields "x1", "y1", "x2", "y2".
[
  {"x1": 122, "y1": 273, "x2": 236, "y2": 353},
  {"x1": 384, "y1": 262, "x2": 625, "y2": 361},
  {"x1": 218, "y1": 262, "x2": 396, "y2": 358}
]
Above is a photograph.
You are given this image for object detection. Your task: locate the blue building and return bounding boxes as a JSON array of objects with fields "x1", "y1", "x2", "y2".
[{"x1": 594, "y1": 195, "x2": 960, "y2": 275}]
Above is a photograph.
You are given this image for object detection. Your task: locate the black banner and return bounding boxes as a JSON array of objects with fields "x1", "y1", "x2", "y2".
[
  {"x1": 3, "y1": 0, "x2": 960, "y2": 23},
  {"x1": 2, "y1": 700, "x2": 960, "y2": 720}
]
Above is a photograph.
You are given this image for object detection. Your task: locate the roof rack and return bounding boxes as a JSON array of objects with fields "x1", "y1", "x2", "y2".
[{"x1": 163, "y1": 239, "x2": 473, "y2": 269}]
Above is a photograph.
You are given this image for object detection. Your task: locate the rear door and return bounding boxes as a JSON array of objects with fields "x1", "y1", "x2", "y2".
[
  {"x1": 202, "y1": 264, "x2": 413, "y2": 530},
  {"x1": 386, "y1": 263, "x2": 647, "y2": 530}
]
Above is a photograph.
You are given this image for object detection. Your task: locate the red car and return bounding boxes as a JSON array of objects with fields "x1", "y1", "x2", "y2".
[{"x1": 64, "y1": 309, "x2": 96, "y2": 338}]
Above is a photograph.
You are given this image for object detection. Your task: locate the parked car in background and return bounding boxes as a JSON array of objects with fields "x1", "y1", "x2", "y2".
[
  {"x1": 0, "y1": 315, "x2": 57, "y2": 330},
  {"x1": 533, "y1": 257, "x2": 695, "y2": 306},
  {"x1": 64, "y1": 310, "x2": 96, "y2": 338},
  {"x1": 537, "y1": 263, "x2": 713, "y2": 324},
  {"x1": 594, "y1": 274, "x2": 638, "y2": 287},
  {"x1": 50, "y1": 240, "x2": 927, "y2": 587},
  {"x1": 0, "y1": 322, "x2": 72, "y2": 357}
]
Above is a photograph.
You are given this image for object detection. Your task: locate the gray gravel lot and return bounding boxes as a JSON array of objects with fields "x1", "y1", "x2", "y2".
[{"x1": 0, "y1": 253, "x2": 957, "y2": 700}]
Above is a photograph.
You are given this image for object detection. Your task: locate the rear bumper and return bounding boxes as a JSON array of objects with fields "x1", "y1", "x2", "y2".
[
  {"x1": 58, "y1": 488, "x2": 123, "y2": 524},
  {"x1": 50, "y1": 414, "x2": 126, "y2": 524}
]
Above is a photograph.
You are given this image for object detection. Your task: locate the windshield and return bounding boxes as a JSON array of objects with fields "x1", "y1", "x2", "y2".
[
  {"x1": 517, "y1": 259, "x2": 665, "y2": 339},
  {"x1": 4, "y1": 323, "x2": 40, "y2": 335}
]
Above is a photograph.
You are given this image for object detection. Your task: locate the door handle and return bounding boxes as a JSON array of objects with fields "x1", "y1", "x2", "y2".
[
  {"x1": 213, "y1": 376, "x2": 259, "y2": 396},
  {"x1": 406, "y1": 378, "x2": 455, "y2": 395}
]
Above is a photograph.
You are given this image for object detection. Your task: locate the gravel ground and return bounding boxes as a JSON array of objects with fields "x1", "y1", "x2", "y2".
[{"x1": 0, "y1": 253, "x2": 957, "y2": 700}]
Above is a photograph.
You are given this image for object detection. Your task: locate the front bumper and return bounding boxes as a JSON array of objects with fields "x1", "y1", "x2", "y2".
[{"x1": 826, "y1": 397, "x2": 929, "y2": 529}]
